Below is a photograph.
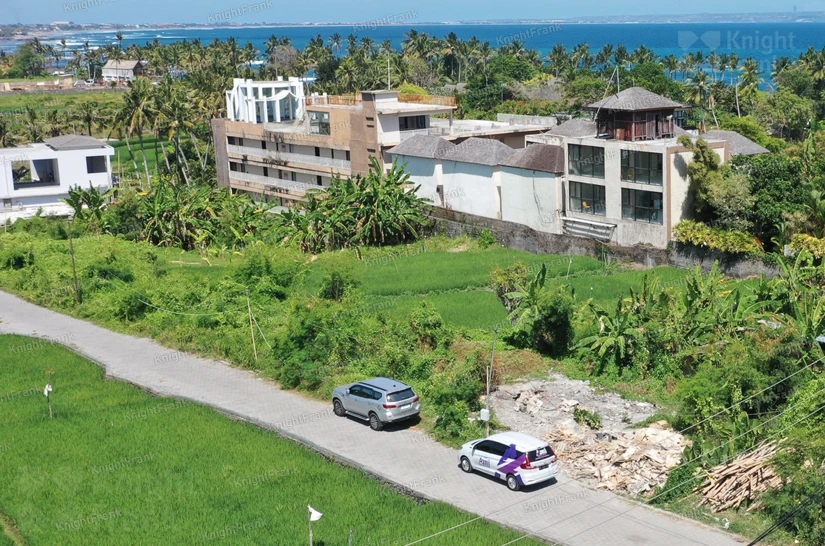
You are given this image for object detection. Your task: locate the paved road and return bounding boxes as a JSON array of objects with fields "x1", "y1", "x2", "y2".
[{"x1": 0, "y1": 291, "x2": 744, "y2": 546}]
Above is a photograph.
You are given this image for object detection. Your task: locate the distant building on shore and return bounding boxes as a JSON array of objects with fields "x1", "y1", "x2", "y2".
[{"x1": 102, "y1": 60, "x2": 143, "y2": 83}]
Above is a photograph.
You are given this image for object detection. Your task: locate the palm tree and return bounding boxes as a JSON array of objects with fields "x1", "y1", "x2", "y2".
[
  {"x1": 328, "y1": 33, "x2": 342, "y2": 57},
  {"x1": 740, "y1": 58, "x2": 763, "y2": 112},
  {"x1": 0, "y1": 118, "x2": 17, "y2": 148},
  {"x1": 116, "y1": 31, "x2": 124, "y2": 50},
  {"x1": 662, "y1": 55, "x2": 680, "y2": 80},
  {"x1": 24, "y1": 106, "x2": 43, "y2": 143},
  {"x1": 117, "y1": 77, "x2": 155, "y2": 184},
  {"x1": 74, "y1": 101, "x2": 100, "y2": 136},
  {"x1": 686, "y1": 70, "x2": 711, "y2": 128},
  {"x1": 546, "y1": 44, "x2": 568, "y2": 78}
]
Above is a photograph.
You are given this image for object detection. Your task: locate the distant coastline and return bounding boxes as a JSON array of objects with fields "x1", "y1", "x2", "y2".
[{"x1": 1, "y1": 11, "x2": 825, "y2": 43}]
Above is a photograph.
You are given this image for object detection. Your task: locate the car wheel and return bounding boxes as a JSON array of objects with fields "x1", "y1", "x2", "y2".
[
  {"x1": 506, "y1": 474, "x2": 521, "y2": 491},
  {"x1": 333, "y1": 399, "x2": 345, "y2": 417},
  {"x1": 460, "y1": 456, "x2": 473, "y2": 473},
  {"x1": 369, "y1": 413, "x2": 384, "y2": 431}
]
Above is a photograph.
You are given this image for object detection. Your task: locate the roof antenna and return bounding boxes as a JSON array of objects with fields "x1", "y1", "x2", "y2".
[{"x1": 592, "y1": 65, "x2": 620, "y2": 136}]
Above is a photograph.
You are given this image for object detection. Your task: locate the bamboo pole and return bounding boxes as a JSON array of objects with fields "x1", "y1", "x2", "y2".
[{"x1": 248, "y1": 297, "x2": 258, "y2": 362}]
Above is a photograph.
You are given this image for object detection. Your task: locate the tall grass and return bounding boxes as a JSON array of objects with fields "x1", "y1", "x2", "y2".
[{"x1": 0, "y1": 335, "x2": 542, "y2": 546}]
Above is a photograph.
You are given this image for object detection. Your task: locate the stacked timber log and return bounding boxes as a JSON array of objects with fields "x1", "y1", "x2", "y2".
[{"x1": 698, "y1": 441, "x2": 783, "y2": 512}]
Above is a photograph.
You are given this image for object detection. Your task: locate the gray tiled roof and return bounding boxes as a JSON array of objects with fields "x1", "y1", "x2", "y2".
[
  {"x1": 102, "y1": 60, "x2": 141, "y2": 70},
  {"x1": 587, "y1": 87, "x2": 686, "y2": 111},
  {"x1": 44, "y1": 135, "x2": 108, "y2": 151},
  {"x1": 500, "y1": 143, "x2": 565, "y2": 173},
  {"x1": 441, "y1": 137, "x2": 516, "y2": 167},
  {"x1": 701, "y1": 130, "x2": 769, "y2": 156},
  {"x1": 386, "y1": 135, "x2": 455, "y2": 159},
  {"x1": 545, "y1": 119, "x2": 597, "y2": 138}
]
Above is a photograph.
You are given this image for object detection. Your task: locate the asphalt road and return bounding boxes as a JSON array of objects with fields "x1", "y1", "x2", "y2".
[{"x1": 0, "y1": 290, "x2": 744, "y2": 546}]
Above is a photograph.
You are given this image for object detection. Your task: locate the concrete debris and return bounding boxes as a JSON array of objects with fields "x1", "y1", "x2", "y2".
[
  {"x1": 541, "y1": 421, "x2": 690, "y2": 495},
  {"x1": 492, "y1": 373, "x2": 690, "y2": 496}
]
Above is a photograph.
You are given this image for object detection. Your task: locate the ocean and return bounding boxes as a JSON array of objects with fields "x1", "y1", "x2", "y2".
[{"x1": 5, "y1": 22, "x2": 825, "y2": 79}]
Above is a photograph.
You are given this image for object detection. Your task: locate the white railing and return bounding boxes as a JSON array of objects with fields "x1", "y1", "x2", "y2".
[
  {"x1": 229, "y1": 171, "x2": 316, "y2": 197},
  {"x1": 228, "y1": 145, "x2": 351, "y2": 171}
]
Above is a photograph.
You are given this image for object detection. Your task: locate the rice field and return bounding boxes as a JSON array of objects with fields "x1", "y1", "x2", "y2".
[{"x1": 0, "y1": 335, "x2": 544, "y2": 546}]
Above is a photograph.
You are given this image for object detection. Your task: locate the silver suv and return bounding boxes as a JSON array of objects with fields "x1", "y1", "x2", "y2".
[{"x1": 332, "y1": 377, "x2": 420, "y2": 431}]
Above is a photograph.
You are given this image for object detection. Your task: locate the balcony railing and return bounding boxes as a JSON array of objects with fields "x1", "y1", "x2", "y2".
[
  {"x1": 229, "y1": 171, "x2": 315, "y2": 199},
  {"x1": 397, "y1": 94, "x2": 456, "y2": 107},
  {"x1": 305, "y1": 94, "x2": 362, "y2": 107},
  {"x1": 228, "y1": 145, "x2": 351, "y2": 171}
]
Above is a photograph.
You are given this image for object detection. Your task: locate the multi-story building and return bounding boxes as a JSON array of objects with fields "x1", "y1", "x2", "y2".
[
  {"x1": 211, "y1": 78, "x2": 556, "y2": 207},
  {"x1": 391, "y1": 87, "x2": 769, "y2": 249},
  {"x1": 0, "y1": 135, "x2": 114, "y2": 222}
]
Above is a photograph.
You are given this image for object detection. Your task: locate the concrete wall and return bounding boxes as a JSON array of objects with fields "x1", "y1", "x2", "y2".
[
  {"x1": 429, "y1": 208, "x2": 780, "y2": 279},
  {"x1": 441, "y1": 160, "x2": 499, "y2": 218},
  {"x1": 396, "y1": 155, "x2": 441, "y2": 205},
  {"x1": 500, "y1": 167, "x2": 560, "y2": 233}
]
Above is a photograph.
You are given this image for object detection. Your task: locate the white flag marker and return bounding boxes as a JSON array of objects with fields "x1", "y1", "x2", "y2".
[
  {"x1": 44, "y1": 384, "x2": 53, "y2": 396},
  {"x1": 308, "y1": 505, "x2": 323, "y2": 522}
]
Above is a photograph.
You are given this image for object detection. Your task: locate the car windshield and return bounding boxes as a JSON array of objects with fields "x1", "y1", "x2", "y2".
[{"x1": 387, "y1": 388, "x2": 414, "y2": 402}]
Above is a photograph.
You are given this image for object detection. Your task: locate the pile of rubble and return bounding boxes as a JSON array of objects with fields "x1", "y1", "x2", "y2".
[
  {"x1": 491, "y1": 376, "x2": 690, "y2": 497},
  {"x1": 541, "y1": 420, "x2": 691, "y2": 496}
]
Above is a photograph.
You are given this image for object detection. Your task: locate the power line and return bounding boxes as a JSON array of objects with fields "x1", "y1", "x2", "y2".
[
  {"x1": 747, "y1": 484, "x2": 825, "y2": 546},
  {"x1": 497, "y1": 399, "x2": 825, "y2": 546}
]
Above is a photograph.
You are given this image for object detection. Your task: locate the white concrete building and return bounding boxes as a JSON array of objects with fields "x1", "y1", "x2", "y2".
[
  {"x1": 0, "y1": 135, "x2": 114, "y2": 222},
  {"x1": 389, "y1": 136, "x2": 565, "y2": 223},
  {"x1": 390, "y1": 88, "x2": 769, "y2": 250}
]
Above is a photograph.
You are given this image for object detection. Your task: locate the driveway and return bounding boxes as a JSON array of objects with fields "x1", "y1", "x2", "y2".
[{"x1": 0, "y1": 291, "x2": 744, "y2": 546}]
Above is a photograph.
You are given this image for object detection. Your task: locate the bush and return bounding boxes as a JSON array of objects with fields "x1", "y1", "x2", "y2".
[
  {"x1": 573, "y1": 407, "x2": 602, "y2": 429},
  {"x1": 409, "y1": 301, "x2": 451, "y2": 350},
  {"x1": 318, "y1": 271, "x2": 359, "y2": 301},
  {"x1": 477, "y1": 228, "x2": 497, "y2": 249},
  {"x1": 672, "y1": 220, "x2": 764, "y2": 255},
  {"x1": 790, "y1": 234, "x2": 825, "y2": 258}
]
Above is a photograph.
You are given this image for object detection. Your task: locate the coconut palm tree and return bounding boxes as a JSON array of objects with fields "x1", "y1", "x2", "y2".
[
  {"x1": 662, "y1": 55, "x2": 680, "y2": 80},
  {"x1": 546, "y1": 44, "x2": 568, "y2": 78}
]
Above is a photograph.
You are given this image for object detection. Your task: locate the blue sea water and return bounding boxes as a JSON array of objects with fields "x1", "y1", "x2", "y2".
[{"x1": 6, "y1": 22, "x2": 825, "y2": 80}]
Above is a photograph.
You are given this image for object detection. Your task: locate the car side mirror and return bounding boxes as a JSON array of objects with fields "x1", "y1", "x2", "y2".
[{"x1": 345, "y1": 388, "x2": 351, "y2": 395}]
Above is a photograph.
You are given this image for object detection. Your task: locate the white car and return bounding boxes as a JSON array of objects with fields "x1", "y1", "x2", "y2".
[{"x1": 458, "y1": 431, "x2": 558, "y2": 491}]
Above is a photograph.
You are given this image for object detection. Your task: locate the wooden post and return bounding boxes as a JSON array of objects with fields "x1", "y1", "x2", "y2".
[
  {"x1": 248, "y1": 297, "x2": 258, "y2": 362},
  {"x1": 68, "y1": 223, "x2": 81, "y2": 304}
]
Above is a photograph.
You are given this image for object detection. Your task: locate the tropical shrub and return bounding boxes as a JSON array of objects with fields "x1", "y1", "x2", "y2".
[
  {"x1": 672, "y1": 220, "x2": 764, "y2": 255},
  {"x1": 790, "y1": 233, "x2": 825, "y2": 258}
]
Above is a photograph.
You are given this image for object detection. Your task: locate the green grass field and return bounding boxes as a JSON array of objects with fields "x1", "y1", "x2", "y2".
[
  {"x1": 0, "y1": 335, "x2": 543, "y2": 546},
  {"x1": 0, "y1": 90, "x2": 124, "y2": 116}
]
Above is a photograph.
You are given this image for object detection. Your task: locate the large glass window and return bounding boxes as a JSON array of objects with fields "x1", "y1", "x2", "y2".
[
  {"x1": 570, "y1": 182, "x2": 606, "y2": 216},
  {"x1": 622, "y1": 189, "x2": 664, "y2": 224},
  {"x1": 621, "y1": 151, "x2": 663, "y2": 185},
  {"x1": 308, "y1": 111, "x2": 331, "y2": 135},
  {"x1": 86, "y1": 156, "x2": 107, "y2": 174},
  {"x1": 399, "y1": 115, "x2": 426, "y2": 131},
  {"x1": 568, "y1": 144, "x2": 605, "y2": 178}
]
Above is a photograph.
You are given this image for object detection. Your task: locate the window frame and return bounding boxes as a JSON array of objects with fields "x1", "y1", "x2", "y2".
[
  {"x1": 621, "y1": 150, "x2": 663, "y2": 186},
  {"x1": 568, "y1": 144, "x2": 605, "y2": 179},
  {"x1": 569, "y1": 181, "x2": 606, "y2": 216},
  {"x1": 308, "y1": 110, "x2": 331, "y2": 136},
  {"x1": 621, "y1": 188, "x2": 664, "y2": 225}
]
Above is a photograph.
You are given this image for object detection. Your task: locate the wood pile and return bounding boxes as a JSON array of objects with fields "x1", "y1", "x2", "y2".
[
  {"x1": 698, "y1": 441, "x2": 783, "y2": 512},
  {"x1": 542, "y1": 420, "x2": 691, "y2": 496}
]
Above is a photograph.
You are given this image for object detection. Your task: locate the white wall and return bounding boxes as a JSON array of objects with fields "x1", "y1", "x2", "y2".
[
  {"x1": 442, "y1": 161, "x2": 499, "y2": 219},
  {"x1": 377, "y1": 114, "x2": 400, "y2": 146},
  {"x1": 500, "y1": 167, "x2": 560, "y2": 233},
  {"x1": 395, "y1": 155, "x2": 441, "y2": 205},
  {"x1": 0, "y1": 145, "x2": 112, "y2": 208}
]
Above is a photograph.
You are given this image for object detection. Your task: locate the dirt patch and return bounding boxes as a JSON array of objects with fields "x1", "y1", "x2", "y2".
[
  {"x1": 491, "y1": 372, "x2": 688, "y2": 496},
  {"x1": 447, "y1": 242, "x2": 470, "y2": 253}
]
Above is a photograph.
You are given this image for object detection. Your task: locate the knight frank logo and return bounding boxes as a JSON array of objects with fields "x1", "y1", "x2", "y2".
[{"x1": 678, "y1": 31, "x2": 722, "y2": 50}]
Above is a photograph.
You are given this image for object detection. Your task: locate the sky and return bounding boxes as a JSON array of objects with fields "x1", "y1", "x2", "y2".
[{"x1": 0, "y1": 0, "x2": 822, "y2": 25}]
